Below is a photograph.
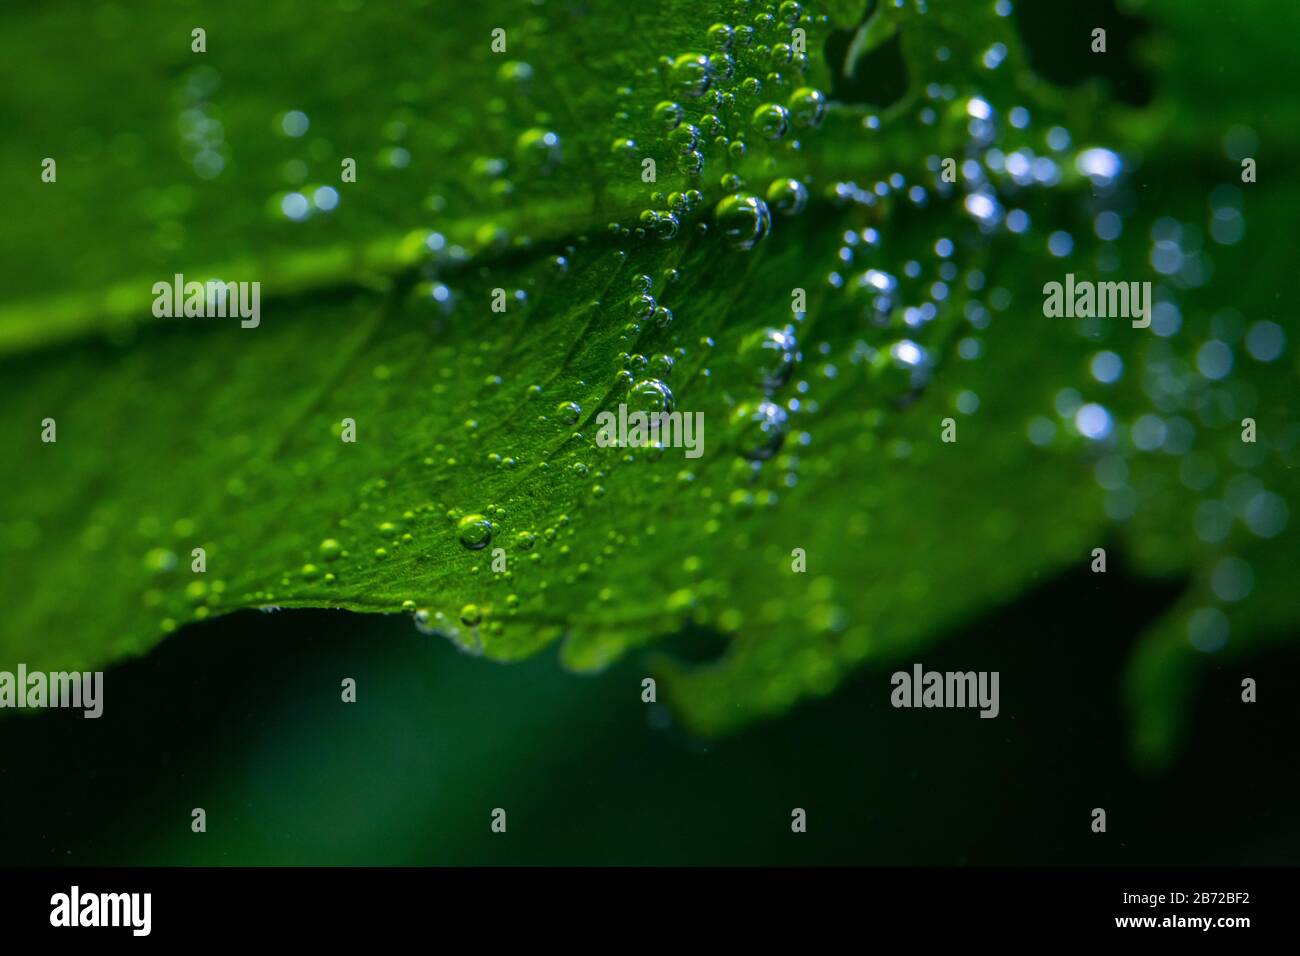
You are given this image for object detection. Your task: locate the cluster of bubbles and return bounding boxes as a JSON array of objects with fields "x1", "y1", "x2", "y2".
[
  {"x1": 883, "y1": 66, "x2": 1284, "y2": 655},
  {"x1": 179, "y1": 66, "x2": 228, "y2": 181},
  {"x1": 268, "y1": 108, "x2": 345, "y2": 223},
  {"x1": 603, "y1": 1, "x2": 826, "y2": 252},
  {"x1": 374, "y1": 6, "x2": 836, "y2": 644}
]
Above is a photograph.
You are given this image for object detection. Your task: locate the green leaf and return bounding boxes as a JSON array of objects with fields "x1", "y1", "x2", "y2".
[{"x1": 2, "y1": 0, "x2": 1295, "y2": 763}]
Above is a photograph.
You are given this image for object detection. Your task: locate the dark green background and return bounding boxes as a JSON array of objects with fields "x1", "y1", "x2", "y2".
[{"x1": 2, "y1": 560, "x2": 1296, "y2": 865}]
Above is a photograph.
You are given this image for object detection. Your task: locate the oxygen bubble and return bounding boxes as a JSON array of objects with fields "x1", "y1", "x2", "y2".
[
  {"x1": 497, "y1": 61, "x2": 534, "y2": 84},
  {"x1": 669, "y1": 123, "x2": 700, "y2": 152},
  {"x1": 280, "y1": 110, "x2": 310, "y2": 137},
  {"x1": 319, "y1": 538, "x2": 343, "y2": 560},
  {"x1": 515, "y1": 531, "x2": 536, "y2": 550},
  {"x1": 653, "y1": 101, "x2": 684, "y2": 130},
  {"x1": 555, "y1": 401, "x2": 582, "y2": 425},
  {"x1": 708, "y1": 23, "x2": 734, "y2": 51},
  {"x1": 629, "y1": 293, "x2": 657, "y2": 319},
  {"x1": 751, "y1": 102, "x2": 790, "y2": 140},
  {"x1": 380, "y1": 146, "x2": 410, "y2": 169},
  {"x1": 1188, "y1": 607, "x2": 1229, "y2": 653},
  {"x1": 730, "y1": 489, "x2": 756, "y2": 511},
  {"x1": 457, "y1": 513, "x2": 493, "y2": 550},
  {"x1": 313, "y1": 186, "x2": 339, "y2": 211},
  {"x1": 731, "y1": 400, "x2": 789, "y2": 460},
  {"x1": 788, "y1": 87, "x2": 826, "y2": 128},
  {"x1": 651, "y1": 353, "x2": 675, "y2": 377},
  {"x1": 1245, "y1": 491, "x2": 1288, "y2": 538},
  {"x1": 670, "y1": 53, "x2": 712, "y2": 98},
  {"x1": 1196, "y1": 340, "x2": 1233, "y2": 381},
  {"x1": 144, "y1": 548, "x2": 178, "y2": 573},
  {"x1": 872, "y1": 339, "x2": 933, "y2": 393},
  {"x1": 460, "y1": 604, "x2": 483, "y2": 627},
  {"x1": 766, "y1": 178, "x2": 808, "y2": 216},
  {"x1": 472, "y1": 156, "x2": 506, "y2": 180},
  {"x1": 474, "y1": 224, "x2": 511, "y2": 252},
  {"x1": 679, "y1": 150, "x2": 704, "y2": 175},
  {"x1": 1211, "y1": 556, "x2": 1254, "y2": 602},
  {"x1": 1090, "y1": 351, "x2": 1123, "y2": 384},
  {"x1": 714, "y1": 193, "x2": 772, "y2": 250},
  {"x1": 629, "y1": 378, "x2": 676, "y2": 415},
  {"x1": 515, "y1": 128, "x2": 562, "y2": 171},
  {"x1": 640, "y1": 209, "x2": 680, "y2": 240},
  {"x1": 280, "y1": 192, "x2": 310, "y2": 221},
  {"x1": 1246, "y1": 321, "x2": 1285, "y2": 362},
  {"x1": 741, "y1": 327, "x2": 799, "y2": 390}
]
